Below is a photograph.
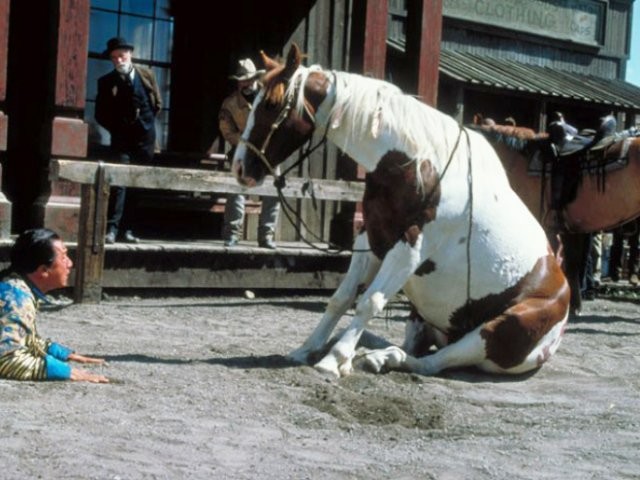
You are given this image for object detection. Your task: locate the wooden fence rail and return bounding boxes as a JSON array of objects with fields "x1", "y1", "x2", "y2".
[{"x1": 50, "y1": 159, "x2": 365, "y2": 303}]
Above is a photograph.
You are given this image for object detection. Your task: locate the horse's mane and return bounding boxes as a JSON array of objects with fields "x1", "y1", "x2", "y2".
[
  {"x1": 470, "y1": 124, "x2": 549, "y2": 153},
  {"x1": 286, "y1": 65, "x2": 461, "y2": 168},
  {"x1": 280, "y1": 65, "x2": 550, "y2": 160}
]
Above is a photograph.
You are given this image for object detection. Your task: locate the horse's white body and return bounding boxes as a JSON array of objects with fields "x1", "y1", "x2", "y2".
[{"x1": 236, "y1": 57, "x2": 569, "y2": 378}]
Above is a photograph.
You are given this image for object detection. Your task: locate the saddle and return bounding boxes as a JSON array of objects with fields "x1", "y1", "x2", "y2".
[
  {"x1": 530, "y1": 124, "x2": 637, "y2": 211},
  {"x1": 529, "y1": 118, "x2": 638, "y2": 177},
  {"x1": 553, "y1": 114, "x2": 618, "y2": 157}
]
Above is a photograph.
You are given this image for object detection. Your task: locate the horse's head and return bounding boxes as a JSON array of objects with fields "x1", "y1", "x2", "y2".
[{"x1": 233, "y1": 44, "x2": 330, "y2": 187}]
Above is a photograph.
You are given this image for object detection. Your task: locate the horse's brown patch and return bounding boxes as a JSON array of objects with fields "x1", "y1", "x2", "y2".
[
  {"x1": 415, "y1": 259, "x2": 436, "y2": 276},
  {"x1": 404, "y1": 225, "x2": 421, "y2": 246},
  {"x1": 244, "y1": 69, "x2": 322, "y2": 182},
  {"x1": 363, "y1": 151, "x2": 441, "y2": 259},
  {"x1": 448, "y1": 255, "x2": 569, "y2": 369}
]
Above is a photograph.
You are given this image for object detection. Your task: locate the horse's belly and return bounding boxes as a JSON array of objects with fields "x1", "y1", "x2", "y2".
[
  {"x1": 403, "y1": 272, "x2": 466, "y2": 328},
  {"x1": 404, "y1": 226, "x2": 549, "y2": 330}
]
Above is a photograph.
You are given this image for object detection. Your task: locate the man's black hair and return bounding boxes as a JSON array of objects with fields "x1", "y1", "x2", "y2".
[{"x1": 9, "y1": 228, "x2": 60, "y2": 275}]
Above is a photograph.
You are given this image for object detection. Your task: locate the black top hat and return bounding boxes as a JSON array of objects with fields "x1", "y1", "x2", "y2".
[{"x1": 104, "y1": 37, "x2": 134, "y2": 57}]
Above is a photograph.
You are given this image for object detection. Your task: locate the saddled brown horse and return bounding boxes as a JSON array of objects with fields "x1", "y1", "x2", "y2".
[
  {"x1": 476, "y1": 124, "x2": 640, "y2": 232},
  {"x1": 475, "y1": 124, "x2": 640, "y2": 311}
]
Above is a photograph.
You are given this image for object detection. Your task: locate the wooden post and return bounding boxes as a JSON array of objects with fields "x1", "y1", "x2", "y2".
[
  {"x1": 41, "y1": 0, "x2": 90, "y2": 242},
  {"x1": 348, "y1": 0, "x2": 388, "y2": 237},
  {"x1": 539, "y1": 101, "x2": 548, "y2": 133},
  {"x1": 73, "y1": 165, "x2": 110, "y2": 303},
  {"x1": 0, "y1": 0, "x2": 11, "y2": 237},
  {"x1": 0, "y1": 0, "x2": 9, "y2": 148},
  {"x1": 406, "y1": 0, "x2": 442, "y2": 107},
  {"x1": 452, "y1": 83, "x2": 464, "y2": 124}
]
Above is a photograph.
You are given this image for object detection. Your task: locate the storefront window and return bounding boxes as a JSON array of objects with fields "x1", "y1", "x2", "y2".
[{"x1": 86, "y1": 0, "x2": 173, "y2": 152}]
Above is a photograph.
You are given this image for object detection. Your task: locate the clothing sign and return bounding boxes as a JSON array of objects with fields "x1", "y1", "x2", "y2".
[{"x1": 444, "y1": 0, "x2": 604, "y2": 46}]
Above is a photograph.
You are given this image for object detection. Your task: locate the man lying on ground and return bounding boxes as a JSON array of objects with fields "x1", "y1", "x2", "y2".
[{"x1": 0, "y1": 228, "x2": 108, "y2": 383}]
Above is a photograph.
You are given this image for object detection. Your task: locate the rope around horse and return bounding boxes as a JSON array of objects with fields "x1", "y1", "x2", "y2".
[{"x1": 275, "y1": 123, "x2": 469, "y2": 258}]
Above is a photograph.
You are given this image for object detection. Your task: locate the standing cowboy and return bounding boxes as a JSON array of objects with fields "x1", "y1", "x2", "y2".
[
  {"x1": 212, "y1": 58, "x2": 280, "y2": 249},
  {"x1": 95, "y1": 37, "x2": 162, "y2": 244}
]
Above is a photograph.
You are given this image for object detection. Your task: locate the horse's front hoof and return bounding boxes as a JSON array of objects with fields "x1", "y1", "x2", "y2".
[
  {"x1": 360, "y1": 351, "x2": 386, "y2": 373},
  {"x1": 314, "y1": 354, "x2": 341, "y2": 378},
  {"x1": 287, "y1": 348, "x2": 311, "y2": 365}
]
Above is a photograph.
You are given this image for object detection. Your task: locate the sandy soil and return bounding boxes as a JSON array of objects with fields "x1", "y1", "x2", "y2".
[{"x1": 1, "y1": 291, "x2": 639, "y2": 480}]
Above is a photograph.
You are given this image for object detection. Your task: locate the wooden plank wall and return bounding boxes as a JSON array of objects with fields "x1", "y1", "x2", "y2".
[
  {"x1": 268, "y1": 0, "x2": 351, "y2": 245},
  {"x1": 441, "y1": 1, "x2": 632, "y2": 80}
]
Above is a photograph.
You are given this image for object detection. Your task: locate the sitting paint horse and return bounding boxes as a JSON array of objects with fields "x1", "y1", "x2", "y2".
[{"x1": 233, "y1": 44, "x2": 569, "y2": 377}]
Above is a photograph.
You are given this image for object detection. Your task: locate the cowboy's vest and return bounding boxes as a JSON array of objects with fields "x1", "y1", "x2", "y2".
[{"x1": 113, "y1": 71, "x2": 155, "y2": 133}]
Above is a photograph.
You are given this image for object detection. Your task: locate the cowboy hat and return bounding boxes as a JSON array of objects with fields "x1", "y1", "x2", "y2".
[
  {"x1": 229, "y1": 58, "x2": 265, "y2": 81},
  {"x1": 104, "y1": 37, "x2": 134, "y2": 57}
]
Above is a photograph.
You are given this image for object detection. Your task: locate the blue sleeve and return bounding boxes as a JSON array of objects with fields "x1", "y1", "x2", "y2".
[
  {"x1": 45, "y1": 354, "x2": 72, "y2": 380},
  {"x1": 47, "y1": 342, "x2": 73, "y2": 361}
]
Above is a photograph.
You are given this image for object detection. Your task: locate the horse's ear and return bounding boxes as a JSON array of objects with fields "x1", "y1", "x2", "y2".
[
  {"x1": 283, "y1": 43, "x2": 302, "y2": 78},
  {"x1": 260, "y1": 50, "x2": 280, "y2": 72}
]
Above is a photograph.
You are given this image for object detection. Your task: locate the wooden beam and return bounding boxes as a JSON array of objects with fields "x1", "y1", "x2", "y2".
[
  {"x1": 55, "y1": 0, "x2": 90, "y2": 109},
  {"x1": 0, "y1": 0, "x2": 9, "y2": 103},
  {"x1": 50, "y1": 158, "x2": 365, "y2": 302},
  {"x1": 102, "y1": 268, "x2": 345, "y2": 290},
  {"x1": 406, "y1": 0, "x2": 442, "y2": 107},
  {"x1": 350, "y1": 0, "x2": 387, "y2": 237},
  {"x1": 50, "y1": 159, "x2": 365, "y2": 202},
  {"x1": 73, "y1": 170, "x2": 110, "y2": 303},
  {"x1": 0, "y1": 0, "x2": 9, "y2": 152},
  {"x1": 362, "y1": 0, "x2": 388, "y2": 78}
]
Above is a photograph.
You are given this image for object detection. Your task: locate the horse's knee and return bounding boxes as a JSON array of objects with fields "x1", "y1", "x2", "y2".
[
  {"x1": 326, "y1": 290, "x2": 353, "y2": 314},
  {"x1": 355, "y1": 291, "x2": 386, "y2": 319}
]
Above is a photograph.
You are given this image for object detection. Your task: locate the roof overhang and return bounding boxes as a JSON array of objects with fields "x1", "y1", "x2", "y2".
[{"x1": 438, "y1": 50, "x2": 640, "y2": 110}]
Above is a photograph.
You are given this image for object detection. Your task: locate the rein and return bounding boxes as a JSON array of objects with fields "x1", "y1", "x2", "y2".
[
  {"x1": 240, "y1": 75, "x2": 321, "y2": 178},
  {"x1": 275, "y1": 97, "x2": 355, "y2": 253},
  {"x1": 463, "y1": 129, "x2": 473, "y2": 305},
  {"x1": 242, "y1": 71, "x2": 355, "y2": 253}
]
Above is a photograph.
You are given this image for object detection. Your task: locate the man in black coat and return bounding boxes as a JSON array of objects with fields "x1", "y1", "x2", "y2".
[{"x1": 95, "y1": 37, "x2": 162, "y2": 244}]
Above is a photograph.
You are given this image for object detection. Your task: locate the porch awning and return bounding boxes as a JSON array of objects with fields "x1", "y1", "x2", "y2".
[{"x1": 439, "y1": 49, "x2": 640, "y2": 110}]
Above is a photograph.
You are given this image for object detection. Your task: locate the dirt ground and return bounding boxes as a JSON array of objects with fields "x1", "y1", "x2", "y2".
[{"x1": 1, "y1": 289, "x2": 639, "y2": 480}]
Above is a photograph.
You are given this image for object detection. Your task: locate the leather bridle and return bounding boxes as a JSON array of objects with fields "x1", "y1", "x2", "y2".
[{"x1": 239, "y1": 75, "x2": 317, "y2": 177}]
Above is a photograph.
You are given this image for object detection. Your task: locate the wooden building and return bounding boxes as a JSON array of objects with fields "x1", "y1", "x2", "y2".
[
  {"x1": 389, "y1": 0, "x2": 640, "y2": 130},
  {"x1": 0, "y1": 0, "x2": 639, "y2": 248},
  {"x1": 0, "y1": 0, "x2": 389, "y2": 246}
]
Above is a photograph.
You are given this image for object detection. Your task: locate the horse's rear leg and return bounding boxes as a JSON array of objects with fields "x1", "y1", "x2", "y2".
[
  {"x1": 288, "y1": 232, "x2": 380, "y2": 364},
  {"x1": 362, "y1": 327, "x2": 488, "y2": 375},
  {"x1": 364, "y1": 308, "x2": 569, "y2": 376}
]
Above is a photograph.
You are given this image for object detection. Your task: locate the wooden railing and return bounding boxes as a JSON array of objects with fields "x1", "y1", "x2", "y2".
[{"x1": 50, "y1": 159, "x2": 365, "y2": 303}]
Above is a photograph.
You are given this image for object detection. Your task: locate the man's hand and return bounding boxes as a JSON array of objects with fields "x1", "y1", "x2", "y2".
[
  {"x1": 70, "y1": 367, "x2": 109, "y2": 383},
  {"x1": 67, "y1": 352, "x2": 107, "y2": 365}
]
